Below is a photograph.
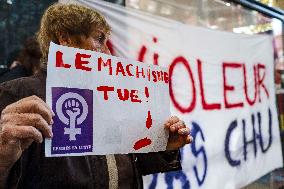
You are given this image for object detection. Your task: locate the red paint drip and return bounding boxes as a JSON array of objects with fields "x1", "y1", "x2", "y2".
[
  {"x1": 153, "y1": 53, "x2": 159, "y2": 65},
  {"x1": 146, "y1": 111, "x2": 152, "y2": 129},
  {"x1": 145, "y1": 87, "x2": 149, "y2": 102},
  {"x1": 133, "y1": 137, "x2": 152, "y2": 150},
  {"x1": 138, "y1": 46, "x2": 147, "y2": 63},
  {"x1": 153, "y1": 37, "x2": 157, "y2": 43}
]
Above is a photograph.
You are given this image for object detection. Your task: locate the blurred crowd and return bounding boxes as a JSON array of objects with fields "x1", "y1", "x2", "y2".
[{"x1": 0, "y1": 37, "x2": 41, "y2": 83}]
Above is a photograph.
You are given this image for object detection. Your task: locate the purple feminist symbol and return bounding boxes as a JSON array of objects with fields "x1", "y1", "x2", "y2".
[
  {"x1": 52, "y1": 87, "x2": 93, "y2": 154},
  {"x1": 56, "y1": 92, "x2": 88, "y2": 141}
]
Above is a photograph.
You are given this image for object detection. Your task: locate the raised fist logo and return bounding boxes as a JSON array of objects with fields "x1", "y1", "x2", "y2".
[
  {"x1": 56, "y1": 92, "x2": 88, "y2": 141},
  {"x1": 65, "y1": 99, "x2": 81, "y2": 118}
]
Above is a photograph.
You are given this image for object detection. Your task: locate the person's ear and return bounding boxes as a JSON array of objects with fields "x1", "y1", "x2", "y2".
[{"x1": 56, "y1": 31, "x2": 72, "y2": 46}]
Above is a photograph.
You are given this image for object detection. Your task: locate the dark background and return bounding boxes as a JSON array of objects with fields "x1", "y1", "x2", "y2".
[{"x1": 0, "y1": 0, "x2": 124, "y2": 67}]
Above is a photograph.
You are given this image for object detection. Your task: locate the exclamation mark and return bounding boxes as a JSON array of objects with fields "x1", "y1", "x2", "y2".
[
  {"x1": 145, "y1": 86, "x2": 149, "y2": 102},
  {"x1": 145, "y1": 87, "x2": 152, "y2": 129},
  {"x1": 133, "y1": 86, "x2": 153, "y2": 150},
  {"x1": 146, "y1": 110, "x2": 152, "y2": 129}
]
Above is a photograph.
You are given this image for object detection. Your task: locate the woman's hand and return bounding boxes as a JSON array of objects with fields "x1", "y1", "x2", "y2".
[
  {"x1": 164, "y1": 116, "x2": 192, "y2": 151},
  {"x1": 0, "y1": 95, "x2": 54, "y2": 170}
]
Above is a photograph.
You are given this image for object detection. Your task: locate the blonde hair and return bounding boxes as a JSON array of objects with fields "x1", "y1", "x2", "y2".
[{"x1": 37, "y1": 3, "x2": 111, "y2": 64}]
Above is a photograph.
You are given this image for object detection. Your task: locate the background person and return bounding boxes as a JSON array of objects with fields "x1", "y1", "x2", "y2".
[{"x1": 0, "y1": 37, "x2": 41, "y2": 84}]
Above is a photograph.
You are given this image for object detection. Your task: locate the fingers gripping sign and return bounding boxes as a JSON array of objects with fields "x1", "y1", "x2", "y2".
[
  {"x1": 2, "y1": 95, "x2": 54, "y2": 125},
  {"x1": 0, "y1": 95, "x2": 54, "y2": 169},
  {"x1": 164, "y1": 116, "x2": 193, "y2": 151},
  {"x1": 132, "y1": 115, "x2": 192, "y2": 151}
]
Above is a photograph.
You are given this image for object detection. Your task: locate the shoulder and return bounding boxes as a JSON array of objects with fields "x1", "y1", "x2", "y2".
[
  {"x1": 0, "y1": 74, "x2": 45, "y2": 98},
  {"x1": 0, "y1": 72, "x2": 46, "y2": 112}
]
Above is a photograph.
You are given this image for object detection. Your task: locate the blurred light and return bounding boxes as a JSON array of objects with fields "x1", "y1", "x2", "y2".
[
  {"x1": 259, "y1": 0, "x2": 273, "y2": 6},
  {"x1": 217, "y1": 17, "x2": 227, "y2": 22},
  {"x1": 272, "y1": 18, "x2": 282, "y2": 36},
  {"x1": 210, "y1": 25, "x2": 219, "y2": 29},
  {"x1": 147, "y1": 1, "x2": 157, "y2": 12},
  {"x1": 233, "y1": 23, "x2": 273, "y2": 34},
  {"x1": 128, "y1": 0, "x2": 139, "y2": 3},
  {"x1": 214, "y1": 0, "x2": 230, "y2": 7},
  {"x1": 160, "y1": 5, "x2": 172, "y2": 15},
  {"x1": 127, "y1": 0, "x2": 139, "y2": 9},
  {"x1": 6, "y1": 0, "x2": 12, "y2": 5}
]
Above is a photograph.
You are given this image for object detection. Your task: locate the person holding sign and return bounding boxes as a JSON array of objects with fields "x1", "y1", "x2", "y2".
[{"x1": 0, "y1": 3, "x2": 191, "y2": 189}]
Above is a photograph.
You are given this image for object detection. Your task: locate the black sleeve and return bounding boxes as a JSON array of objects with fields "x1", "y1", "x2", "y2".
[
  {"x1": 135, "y1": 150, "x2": 181, "y2": 175},
  {"x1": 5, "y1": 159, "x2": 22, "y2": 189},
  {"x1": 0, "y1": 81, "x2": 18, "y2": 113}
]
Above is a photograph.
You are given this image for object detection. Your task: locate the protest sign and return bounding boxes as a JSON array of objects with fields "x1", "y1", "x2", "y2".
[
  {"x1": 59, "y1": 0, "x2": 284, "y2": 188},
  {"x1": 45, "y1": 42, "x2": 170, "y2": 156}
]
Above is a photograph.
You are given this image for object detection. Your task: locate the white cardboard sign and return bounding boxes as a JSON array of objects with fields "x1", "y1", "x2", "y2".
[{"x1": 45, "y1": 42, "x2": 170, "y2": 156}]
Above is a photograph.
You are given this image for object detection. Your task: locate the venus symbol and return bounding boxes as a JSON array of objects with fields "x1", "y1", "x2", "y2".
[{"x1": 56, "y1": 92, "x2": 88, "y2": 141}]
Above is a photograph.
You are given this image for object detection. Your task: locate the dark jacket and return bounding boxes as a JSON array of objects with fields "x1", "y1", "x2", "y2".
[
  {"x1": 0, "y1": 65, "x2": 29, "y2": 84},
  {"x1": 0, "y1": 69, "x2": 181, "y2": 189}
]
